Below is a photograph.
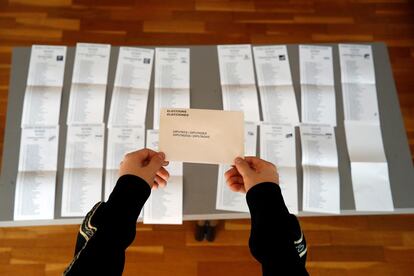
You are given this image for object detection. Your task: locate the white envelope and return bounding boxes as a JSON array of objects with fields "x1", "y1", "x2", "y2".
[{"x1": 159, "y1": 108, "x2": 244, "y2": 164}]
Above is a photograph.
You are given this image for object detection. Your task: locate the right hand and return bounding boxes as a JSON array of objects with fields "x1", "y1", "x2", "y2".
[{"x1": 224, "y1": 157, "x2": 279, "y2": 193}]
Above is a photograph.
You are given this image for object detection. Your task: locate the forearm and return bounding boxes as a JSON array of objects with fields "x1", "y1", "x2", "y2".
[
  {"x1": 64, "y1": 175, "x2": 151, "y2": 275},
  {"x1": 104, "y1": 175, "x2": 150, "y2": 241},
  {"x1": 246, "y1": 183, "x2": 308, "y2": 275}
]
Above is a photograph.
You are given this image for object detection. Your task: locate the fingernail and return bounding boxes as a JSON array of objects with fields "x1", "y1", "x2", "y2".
[
  {"x1": 158, "y1": 152, "x2": 165, "y2": 160},
  {"x1": 235, "y1": 157, "x2": 242, "y2": 164}
]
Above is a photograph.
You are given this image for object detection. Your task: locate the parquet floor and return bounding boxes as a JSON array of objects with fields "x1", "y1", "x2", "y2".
[{"x1": 0, "y1": 0, "x2": 413, "y2": 275}]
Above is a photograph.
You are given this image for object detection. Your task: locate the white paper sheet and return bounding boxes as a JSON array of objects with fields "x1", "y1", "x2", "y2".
[
  {"x1": 216, "y1": 122, "x2": 257, "y2": 213},
  {"x1": 67, "y1": 83, "x2": 107, "y2": 124},
  {"x1": 14, "y1": 126, "x2": 59, "y2": 220},
  {"x1": 22, "y1": 45, "x2": 67, "y2": 126},
  {"x1": 18, "y1": 126, "x2": 59, "y2": 171},
  {"x1": 260, "y1": 123, "x2": 298, "y2": 214},
  {"x1": 61, "y1": 168, "x2": 104, "y2": 217},
  {"x1": 344, "y1": 121, "x2": 386, "y2": 163},
  {"x1": 300, "y1": 45, "x2": 336, "y2": 126},
  {"x1": 143, "y1": 129, "x2": 183, "y2": 224},
  {"x1": 27, "y1": 45, "x2": 67, "y2": 87},
  {"x1": 301, "y1": 84, "x2": 336, "y2": 126},
  {"x1": 344, "y1": 121, "x2": 393, "y2": 211},
  {"x1": 216, "y1": 165, "x2": 249, "y2": 213},
  {"x1": 14, "y1": 171, "x2": 56, "y2": 220},
  {"x1": 339, "y1": 44, "x2": 375, "y2": 84},
  {"x1": 340, "y1": 45, "x2": 392, "y2": 212},
  {"x1": 108, "y1": 87, "x2": 149, "y2": 126},
  {"x1": 339, "y1": 44, "x2": 379, "y2": 122},
  {"x1": 350, "y1": 162, "x2": 393, "y2": 211},
  {"x1": 114, "y1": 47, "x2": 154, "y2": 89},
  {"x1": 61, "y1": 124, "x2": 104, "y2": 217},
  {"x1": 253, "y1": 45, "x2": 292, "y2": 86},
  {"x1": 104, "y1": 125, "x2": 145, "y2": 200},
  {"x1": 260, "y1": 124, "x2": 295, "y2": 167},
  {"x1": 341, "y1": 83, "x2": 379, "y2": 121},
  {"x1": 108, "y1": 47, "x2": 154, "y2": 126},
  {"x1": 67, "y1": 43, "x2": 110, "y2": 125},
  {"x1": 154, "y1": 48, "x2": 190, "y2": 89},
  {"x1": 143, "y1": 175, "x2": 183, "y2": 224},
  {"x1": 71, "y1": 43, "x2": 111, "y2": 85},
  {"x1": 21, "y1": 86, "x2": 63, "y2": 126},
  {"x1": 220, "y1": 85, "x2": 260, "y2": 122},
  {"x1": 258, "y1": 85, "x2": 299, "y2": 125},
  {"x1": 253, "y1": 46, "x2": 299, "y2": 125},
  {"x1": 300, "y1": 124, "x2": 340, "y2": 214},
  {"x1": 153, "y1": 48, "x2": 190, "y2": 129},
  {"x1": 146, "y1": 129, "x2": 160, "y2": 150},
  {"x1": 300, "y1": 45, "x2": 334, "y2": 86},
  {"x1": 218, "y1": 44, "x2": 260, "y2": 122},
  {"x1": 64, "y1": 125, "x2": 105, "y2": 169},
  {"x1": 244, "y1": 122, "x2": 257, "y2": 156}
]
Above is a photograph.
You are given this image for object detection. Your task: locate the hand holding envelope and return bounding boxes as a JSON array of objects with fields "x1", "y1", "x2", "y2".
[{"x1": 159, "y1": 108, "x2": 244, "y2": 164}]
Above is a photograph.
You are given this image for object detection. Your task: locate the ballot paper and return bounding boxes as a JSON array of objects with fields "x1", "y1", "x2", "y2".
[
  {"x1": 143, "y1": 129, "x2": 183, "y2": 224},
  {"x1": 14, "y1": 172, "x2": 57, "y2": 220},
  {"x1": 61, "y1": 124, "x2": 105, "y2": 217},
  {"x1": 108, "y1": 47, "x2": 154, "y2": 126},
  {"x1": 299, "y1": 45, "x2": 336, "y2": 126},
  {"x1": 17, "y1": 126, "x2": 59, "y2": 172},
  {"x1": 300, "y1": 124, "x2": 340, "y2": 214},
  {"x1": 253, "y1": 46, "x2": 299, "y2": 125},
  {"x1": 14, "y1": 126, "x2": 59, "y2": 220},
  {"x1": 27, "y1": 45, "x2": 67, "y2": 87},
  {"x1": 104, "y1": 125, "x2": 146, "y2": 200},
  {"x1": 344, "y1": 121, "x2": 393, "y2": 211},
  {"x1": 216, "y1": 122, "x2": 257, "y2": 213},
  {"x1": 260, "y1": 123, "x2": 298, "y2": 214},
  {"x1": 22, "y1": 45, "x2": 67, "y2": 126},
  {"x1": 159, "y1": 108, "x2": 244, "y2": 164},
  {"x1": 339, "y1": 44, "x2": 379, "y2": 122},
  {"x1": 153, "y1": 48, "x2": 190, "y2": 129},
  {"x1": 71, "y1": 43, "x2": 111, "y2": 85},
  {"x1": 22, "y1": 86, "x2": 63, "y2": 126},
  {"x1": 339, "y1": 45, "x2": 375, "y2": 84},
  {"x1": 218, "y1": 44, "x2": 260, "y2": 122},
  {"x1": 144, "y1": 174, "x2": 183, "y2": 224},
  {"x1": 67, "y1": 43, "x2": 111, "y2": 125}
]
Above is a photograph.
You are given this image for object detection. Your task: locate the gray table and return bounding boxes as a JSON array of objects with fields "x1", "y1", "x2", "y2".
[{"x1": 1, "y1": 43, "x2": 413, "y2": 227}]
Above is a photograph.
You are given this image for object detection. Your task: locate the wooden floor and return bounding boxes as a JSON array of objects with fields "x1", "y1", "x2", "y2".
[
  {"x1": 0, "y1": 216, "x2": 414, "y2": 275},
  {"x1": 0, "y1": 0, "x2": 414, "y2": 275}
]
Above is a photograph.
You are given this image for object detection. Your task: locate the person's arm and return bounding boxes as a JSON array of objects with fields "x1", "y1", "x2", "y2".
[
  {"x1": 246, "y1": 183, "x2": 308, "y2": 275},
  {"x1": 225, "y1": 157, "x2": 308, "y2": 275},
  {"x1": 64, "y1": 149, "x2": 169, "y2": 275},
  {"x1": 64, "y1": 175, "x2": 150, "y2": 275}
]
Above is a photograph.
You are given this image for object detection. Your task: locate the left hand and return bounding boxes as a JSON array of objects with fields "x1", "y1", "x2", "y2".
[{"x1": 119, "y1": 148, "x2": 170, "y2": 189}]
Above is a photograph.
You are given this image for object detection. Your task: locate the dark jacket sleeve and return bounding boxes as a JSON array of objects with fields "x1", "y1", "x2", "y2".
[
  {"x1": 246, "y1": 182, "x2": 308, "y2": 276},
  {"x1": 64, "y1": 174, "x2": 151, "y2": 276}
]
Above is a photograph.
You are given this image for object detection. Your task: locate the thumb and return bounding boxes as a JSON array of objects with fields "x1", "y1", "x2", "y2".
[
  {"x1": 234, "y1": 157, "x2": 252, "y2": 177},
  {"x1": 147, "y1": 152, "x2": 165, "y2": 172}
]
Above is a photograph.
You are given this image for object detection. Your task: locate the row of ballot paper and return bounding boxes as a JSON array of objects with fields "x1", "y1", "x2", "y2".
[{"x1": 13, "y1": 43, "x2": 394, "y2": 223}]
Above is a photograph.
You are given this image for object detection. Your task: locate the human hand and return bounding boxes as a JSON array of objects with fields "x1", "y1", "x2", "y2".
[
  {"x1": 119, "y1": 148, "x2": 170, "y2": 189},
  {"x1": 224, "y1": 156, "x2": 279, "y2": 193}
]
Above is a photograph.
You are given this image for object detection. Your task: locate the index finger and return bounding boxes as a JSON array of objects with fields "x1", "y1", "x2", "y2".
[
  {"x1": 126, "y1": 148, "x2": 157, "y2": 159},
  {"x1": 244, "y1": 156, "x2": 275, "y2": 169},
  {"x1": 128, "y1": 149, "x2": 168, "y2": 165},
  {"x1": 224, "y1": 166, "x2": 240, "y2": 180}
]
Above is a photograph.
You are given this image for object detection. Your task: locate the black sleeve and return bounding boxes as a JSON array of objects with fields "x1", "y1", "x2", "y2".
[
  {"x1": 64, "y1": 175, "x2": 151, "y2": 276},
  {"x1": 246, "y1": 182, "x2": 309, "y2": 276}
]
